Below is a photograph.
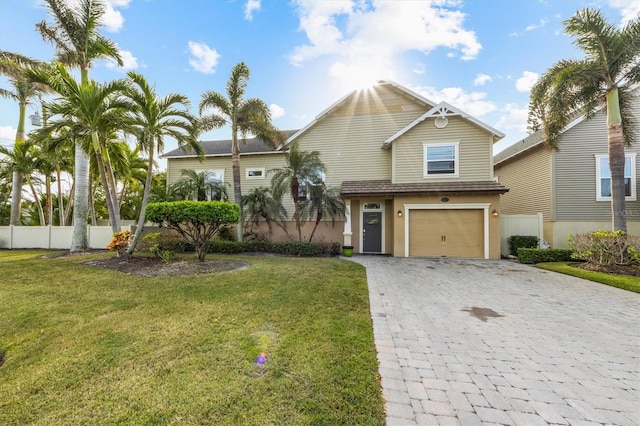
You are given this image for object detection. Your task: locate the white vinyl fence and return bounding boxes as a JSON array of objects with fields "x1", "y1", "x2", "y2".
[
  {"x1": 500, "y1": 213, "x2": 544, "y2": 257},
  {"x1": 0, "y1": 225, "x2": 129, "y2": 250}
]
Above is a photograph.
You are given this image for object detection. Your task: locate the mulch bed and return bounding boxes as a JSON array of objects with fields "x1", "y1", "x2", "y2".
[
  {"x1": 572, "y1": 262, "x2": 640, "y2": 277},
  {"x1": 86, "y1": 255, "x2": 249, "y2": 277}
]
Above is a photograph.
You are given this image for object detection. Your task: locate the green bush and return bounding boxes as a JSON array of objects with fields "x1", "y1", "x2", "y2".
[
  {"x1": 206, "y1": 240, "x2": 338, "y2": 257},
  {"x1": 517, "y1": 248, "x2": 574, "y2": 264},
  {"x1": 508, "y1": 235, "x2": 539, "y2": 256}
]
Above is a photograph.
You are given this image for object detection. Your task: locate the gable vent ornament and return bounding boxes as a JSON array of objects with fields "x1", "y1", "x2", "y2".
[{"x1": 434, "y1": 116, "x2": 448, "y2": 128}]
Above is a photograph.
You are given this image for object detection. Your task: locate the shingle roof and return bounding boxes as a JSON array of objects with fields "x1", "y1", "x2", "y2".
[
  {"x1": 161, "y1": 129, "x2": 299, "y2": 158},
  {"x1": 340, "y1": 180, "x2": 509, "y2": 196}
]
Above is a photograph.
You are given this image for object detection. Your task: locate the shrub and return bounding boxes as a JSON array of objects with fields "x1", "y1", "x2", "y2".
[
  {"x1": 508, "y1": 235, "x2": 539, "y2": 256},
  {"x1": 568, "y1": 231, "x2": 640, "y2": 266},
  {"x1": 107, "y1": 230, "x2": 133, "y2": 256},
  {"x1": 206, "y1": 240, "x2": 339, "y2": 257},
  {"x1": 140, "y1": 233, "x2": 176, "y2": 263},
  {"x1": 517, "y1": 248, "x2": 574, "y2": 264}
]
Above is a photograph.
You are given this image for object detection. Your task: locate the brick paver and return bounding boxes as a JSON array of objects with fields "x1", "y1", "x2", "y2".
[{"x1": 350, "y1": 256, "x2": 640, "y2": 425}]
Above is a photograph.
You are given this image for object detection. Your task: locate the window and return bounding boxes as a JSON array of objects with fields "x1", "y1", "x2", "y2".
[
  {"x1": 205, "y1": 170, "x2": 224, "y2": 201},
  {"x1": 297, "y1": 170, "x2": 325, "y2": 201},
  {"x1": 424, "y1": 143, "x2": 459, "y2": 177},
  {"x1": 246, "y1": 168, "x2": 265, "y2": 179},
  {"x1": 595, "y1": 154, "x2": 636, "y2": 201}
]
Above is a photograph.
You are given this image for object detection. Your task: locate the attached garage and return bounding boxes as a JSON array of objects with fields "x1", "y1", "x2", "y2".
[{"x1": 408, "y1": 208, "x2": 485, "y2": 258}]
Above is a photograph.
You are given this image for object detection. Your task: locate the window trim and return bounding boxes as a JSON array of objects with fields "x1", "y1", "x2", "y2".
[
  {"x1": 423, "y1": 142, "x2": 459, "y2": 178},
  {"x1": 204, "y1": 169, "x2": 225, "y2": 201},
  {"x1": 595, "y1": 153, "x2": 636, "y2": 202},
  {"x1": 246, "y1": 167, "x2": 266, "y2": 179}
]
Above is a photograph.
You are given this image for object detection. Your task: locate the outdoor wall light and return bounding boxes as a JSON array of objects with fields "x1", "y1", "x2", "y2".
[
  {"x1": 397, "y1": 210, "x2": 403, "y2": 217},
  {"x1": 29, "y1": 112, "x2": 42, "y2": 126},
  {"x1": 492, "y1": 209, "x2": 499, "y2": 217}
]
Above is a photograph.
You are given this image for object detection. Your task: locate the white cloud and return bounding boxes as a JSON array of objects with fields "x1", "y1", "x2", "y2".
[
  {"x1": 188, "y1": 41, "x2": 220, "y2": 74},
  {"x1": 473, "y1": 73, "x2": 491, "y2": 86},
  {"x1": 511, "y1": 17, "x2": 548, "y2": 36},
  {"x1": 269, "y1": 104, "x2": 285, "y2": 119},
  {"x1": 516, "y1": 71, "x2": 539, "y2": 92},
  {"x1": 412, "y1": 63, "x2": 425, "y2": 75},
  {"x1": 105, "y1": 47, "x2": 138, "y2": 70},
  {"x1": 289, "y1": 0, "x2": 481, "y2": 89},
  {"x1": 0, "y1": 125, "x2": 17, "y2": 146},
  {"x1": 244, "y1": 0, "x2": 261, "y2": 21},
  {"x1": 608, "y1": 0, "x2": 640, "y2": 24},
  {"x1": 411, "y1": 85, "x2": 497, "y2": 117},
  {"x1": 496, "y1": 103, "x2": 529, "y2": 132}
]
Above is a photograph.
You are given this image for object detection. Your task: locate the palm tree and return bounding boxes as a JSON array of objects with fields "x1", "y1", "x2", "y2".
[
  {"x1": 270, "y1": 143, "x2": 326, "y2": 241},
  {"x1": 199, "y1": 62, "x2": 285, "y2": 240},
  {"x1": 28, "y1": 63, "x2": 130, "y2": 234},
  {"x1": 305, "y1": 185, "x2": 346, "y2": 243},
  {"x1": 242, "y1": 187, "x2": 288, "y2": 238},
  {"x1": 528, "y1": 8, "x2": 640, "y2": 232},
  {"x1": 36, "y1": 0, "x2": 123, "y2": 251},
  {"x1": 0, "y1": 140, "x2": 38, "y2": 225},
  {"x1": 169, "y1": 169, "x2": 229, "y2": 202},
  {"x1": 0, "y1": 54, "x2": 51, "y2": 225},
  {"x1": 123, "y1": 72, "x2": 203, "y2": 253}
]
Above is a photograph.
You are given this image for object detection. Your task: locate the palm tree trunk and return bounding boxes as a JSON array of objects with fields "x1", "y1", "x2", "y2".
[
  {"x1": 127, "y1": 141, "x2": 155, "y2": 254},
  {"x1": 231, "y1": 127, "x2": 243, "y2": 241},
  {"x1": 65, "y1": 179, "x2": 75, "y2": 227},
  {"x1": 70, "y1": 144, "x2": 89, "y2": 252},
  {"x1": 45, "y1": 174, "x2": 52, "y2": 225},
  {"x1": 56, "y1": 165, "x2": 65, "y2": 226},
  {"x1": 606, "y1": 89, "x2": 627, "y2": 233},
  {"x1": 309, "y1": 211, "x2": 323, "y2": 242},
  {"x1": 10, "y1": 171, "x2": 23, "y2": 226},
  {"x1": 92, "y1": 133, "x2": 119, "y2": 234},
  {"x1": 102, "y1": 144, "x2": 121, "y2": 229},
  {"x1": 27, "y1": 177, "x2": 45, "y2": 226},
  {"x1": 89, "y1": 179, "x2": 97, "y2": 226}
]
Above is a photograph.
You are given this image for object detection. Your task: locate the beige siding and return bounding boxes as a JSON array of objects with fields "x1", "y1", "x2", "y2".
[
  {"x1": 392, "y1": 116, "x2": 494, "y2": 183},
  {"x1": 554, "y1": 109, "x2": 640, "y2": 221},
  {"x1": 495, "y1": 145, "x2": 553, "y2": 220}
]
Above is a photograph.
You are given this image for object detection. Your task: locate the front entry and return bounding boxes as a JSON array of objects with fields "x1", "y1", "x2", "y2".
[{"x1": 363, "y1": 212, "x2": 382, "y2": 252}]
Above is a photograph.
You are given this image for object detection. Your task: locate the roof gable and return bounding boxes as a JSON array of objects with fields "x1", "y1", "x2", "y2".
[{"x1": 383, "y1": 102, "x2": 505, "y2": 148}]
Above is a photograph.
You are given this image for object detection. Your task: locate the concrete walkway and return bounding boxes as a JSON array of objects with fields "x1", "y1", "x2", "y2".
[{"x1": 350, "y1": 256, "x2": 640, "y2": 426}]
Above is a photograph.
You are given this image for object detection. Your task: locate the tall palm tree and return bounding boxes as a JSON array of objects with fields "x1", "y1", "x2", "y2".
[
  {"x1": 0, "y1": 140, "x2": 38, "y2": 225},
  {"x1": 28, "y1": 62, "x2": 130, "y2": 234},
  {"x1": 270, "y1": 143, "x2": 326, "y2": 241},
  {"x1": 242, "y1": 187, "x2": 288, "y2": 238},
  {"x1": 37, "y1": 0, "x2": 123, "y2": 251},
  {"x1": 0, "y1": 54, "x2": 51, "y2": 225},
  {"x1": 528, "y1": 8, "x2": 640, "y2": 232},
  {"x1": 124, "y1": 72, "x2": 203, "y2": 254},
  {"x1": 199, "y1": 62, "x2": 285, "y2": 240},
  {"x1": 305, "y1": 185, "x2": 346, "y2": 243}
]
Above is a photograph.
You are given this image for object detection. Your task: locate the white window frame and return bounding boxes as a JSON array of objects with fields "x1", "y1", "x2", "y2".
[
  {"x1": 595, "y1": 154, "x2": 636, "y2": 201},
  {"x1": 204, "y1": 169, "x2": 224, "y2": 201},
  {"x1": 246, "y1": 167, "x2": 266, "y2": 179},
  {"x1": 424, "y1": 142, "x2": 459, "y2": 178}
]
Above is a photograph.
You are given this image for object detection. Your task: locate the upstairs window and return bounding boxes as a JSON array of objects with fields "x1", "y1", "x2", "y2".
[
  {"x1": 595, "y1": 154, "x2": 636, "y2": 201},
  {"x1": 424, "y1": 143, "x2": 459, "y2": 177},
  {"x1": 246, "y1": 168, "x2": 265, "y2": 179}
]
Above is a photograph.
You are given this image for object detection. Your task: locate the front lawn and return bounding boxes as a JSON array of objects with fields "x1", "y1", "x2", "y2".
[
  {"x1": 536, "y1": 261, "x2": 640, "y2": 293},
  {"x1": 0, "y1": 251, "x2": 384, "y2": 425}
]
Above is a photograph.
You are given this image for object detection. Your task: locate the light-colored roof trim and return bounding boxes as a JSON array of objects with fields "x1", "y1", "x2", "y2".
[
  {"x1": 280, "y1": 80, "x2": 437, "y2": 150},
  {"x1": 383, "y1": 101, "x2": 505, "y2": 147},
  {"x1": 160, "y1": 151, "x2": 284, "y2": 159}
]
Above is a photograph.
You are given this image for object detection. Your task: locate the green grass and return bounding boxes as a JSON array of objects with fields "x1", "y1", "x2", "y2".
[
  {"x1": 536, "y1": 262, "x2": 640, "y2": 293},
  {"x1": 0, "y1": 251, "x2": 384, "y2": 425}
]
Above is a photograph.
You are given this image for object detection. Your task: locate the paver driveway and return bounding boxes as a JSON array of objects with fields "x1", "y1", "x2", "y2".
[{"x1": 350, "y1": 256, "x2": 639, "y2": 426}]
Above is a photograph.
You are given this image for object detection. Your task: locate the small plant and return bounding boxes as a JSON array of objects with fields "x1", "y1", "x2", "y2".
[
  {"x1": 141, "y1": 232, "x2": 175, "y2": 263},
  {"x1": 569, "y1": 231, "x2": 640, "y2": 266},
  {"x1": 107, "y1": 230, "x2": 133, "y2": 256},
  {"x1": 508, "y1": 235, "x2": 539, "y2": 256}
]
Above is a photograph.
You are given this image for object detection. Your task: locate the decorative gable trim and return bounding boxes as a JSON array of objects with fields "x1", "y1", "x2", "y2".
[{"x1": 382, "y1": 101, "x2": 505, "y2": 149}]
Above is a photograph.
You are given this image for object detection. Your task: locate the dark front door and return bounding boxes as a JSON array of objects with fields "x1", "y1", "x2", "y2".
[{"x1": 363, "y1": 212, "x2": 382, "y2": 252}]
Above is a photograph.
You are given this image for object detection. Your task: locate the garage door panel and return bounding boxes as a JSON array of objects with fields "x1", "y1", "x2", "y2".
[{"x1": 409, "y1": 209, "x2": 484, "y2": 258}]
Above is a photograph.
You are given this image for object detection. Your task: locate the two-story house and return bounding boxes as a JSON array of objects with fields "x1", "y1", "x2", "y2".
[
  {"x1": 163, "y1": 81, "x2": 508, "y2": 259},
  {"x1": 494, "y1": 87, "x2": 640, "y2": 249}
]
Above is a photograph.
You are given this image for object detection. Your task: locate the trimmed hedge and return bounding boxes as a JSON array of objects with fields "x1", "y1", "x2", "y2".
[
  {"x1": 508, "y1": 235, "x2": 539, "y2": 256},
  {"x1": 207, "y1": 240, "x2": 339, "y2": 257},
  {"x1": 517, "y1": 248, "x2": 574, "y2": 264}
]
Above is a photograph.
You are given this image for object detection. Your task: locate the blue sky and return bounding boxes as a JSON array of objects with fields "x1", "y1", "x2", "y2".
[{"x1": 1, "y1": 0, "x2": 638, "y2": 167}]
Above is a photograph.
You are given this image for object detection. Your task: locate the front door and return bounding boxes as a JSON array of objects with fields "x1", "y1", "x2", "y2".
[{"x1": 363, "y1": 212, "x2": 382, "y2": 252}]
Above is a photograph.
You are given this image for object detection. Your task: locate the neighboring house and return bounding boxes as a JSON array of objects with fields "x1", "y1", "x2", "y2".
[
  {"x1": 494, "y1": 91, "x2": 640, "y2": 249},
  {"x1": 163, "y1": 81, "x2": 508, "y2": 259}
]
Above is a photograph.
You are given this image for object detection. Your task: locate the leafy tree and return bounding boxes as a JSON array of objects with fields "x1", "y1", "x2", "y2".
[
  {"x1": 305, "y1": 185, "x2": 346, "y2": 243},
  {"x1": 271, "y1": 143, "x2": 326, "y2": 241},
  {"x1": 36, "y1": 0, "x2": 123, "y2": 251},
  {"x1": 169, "y1": 169, "x2": 229, "y2": 202},
  {"x1": 146, "y1": 201, "x2": 240, "y2": 262},
  {"x1": 199, "y1": 62, "x2": 285, "y2": 240},
  {"x1": 242, "y1": 187, "x2": 288, "y2": 238},
  {"x1": 528, "y1": 8, "x2": 640, "y2": 232},
  {"x1": 123, "y1": 72, "x2": 203, "y2": 254}
]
